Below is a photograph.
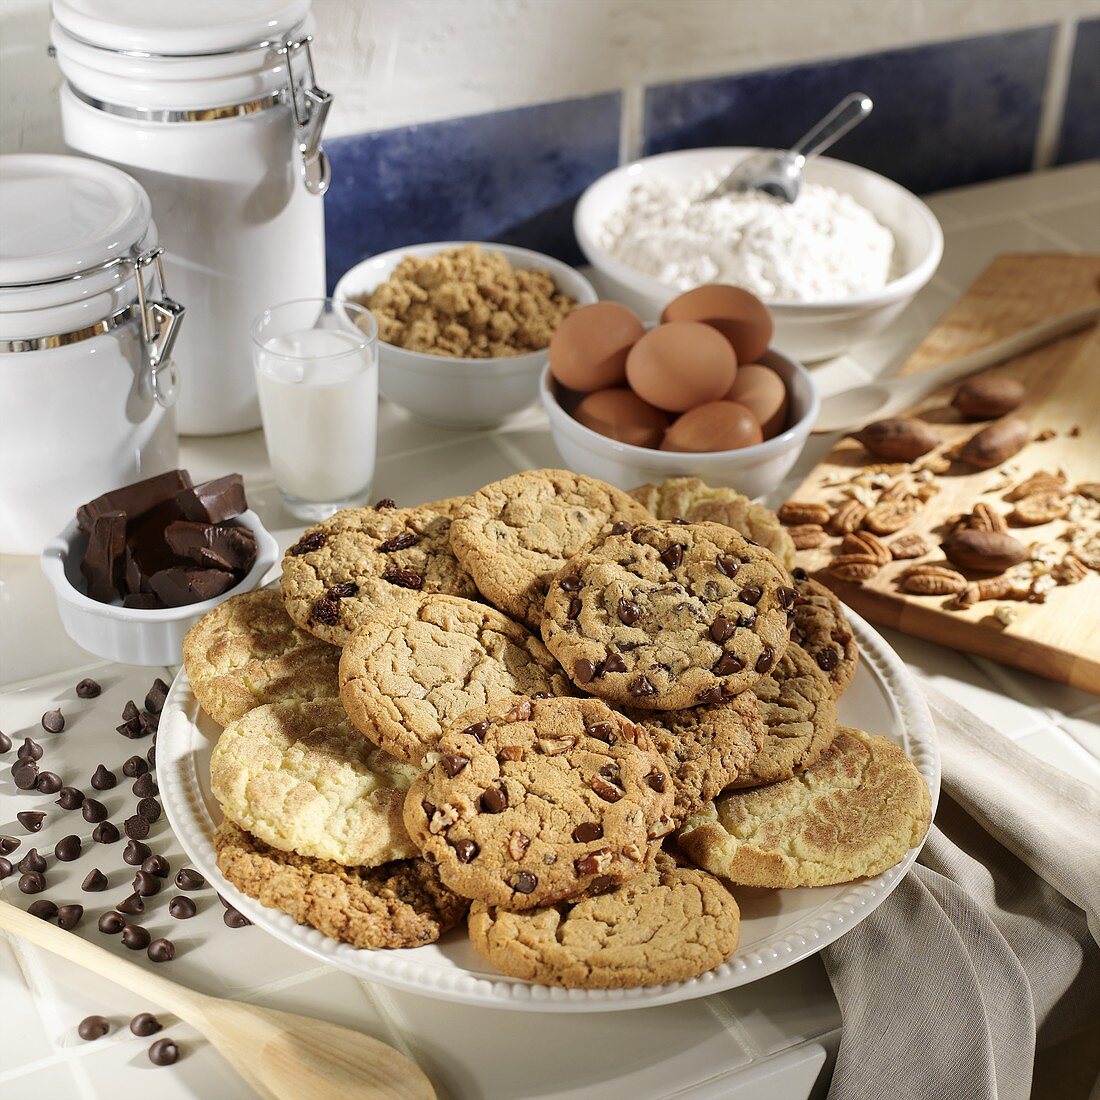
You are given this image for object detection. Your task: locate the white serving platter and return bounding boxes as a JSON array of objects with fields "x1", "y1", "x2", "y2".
[{"x1": 158, "y1": 606, "x2": 939, "y2": 1013}]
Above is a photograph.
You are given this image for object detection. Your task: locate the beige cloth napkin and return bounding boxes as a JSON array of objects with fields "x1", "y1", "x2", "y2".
[{"x1": 821, "y1": 683, "x2": 1100, "y2": 1100}]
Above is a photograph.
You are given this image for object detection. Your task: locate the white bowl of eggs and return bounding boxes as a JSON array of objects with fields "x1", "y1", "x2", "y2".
[{"x1": 540, "y1": 285, "x2": 819, "y2": 498}]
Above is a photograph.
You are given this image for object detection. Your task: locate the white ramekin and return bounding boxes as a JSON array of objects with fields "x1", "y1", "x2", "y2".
[
  {"x1": 540, "y1": 346, "x2": 819, "y2": 499},
  {"x1": 333, "y1": 241, "x2": 598, "y2": 430},
  {"x1": 40, "y1": 509, "x2": 279, "y2": 666},
  {"x1": 574, "y1": 148, "x2": 943, "y2": 362}
]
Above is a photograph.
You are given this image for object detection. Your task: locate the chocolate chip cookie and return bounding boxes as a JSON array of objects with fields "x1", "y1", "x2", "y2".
[
  {"x1": 280, "y1": 503, "x2": 479, "y2": 646},
  {"x1": 678, "y1": 727, "x2": 931, "y2": 888},
  {"x1": 626, "y1": 693, "x2": 765, "y2": 821},
  {"x1": 214, "y1": 822, "x2": 468, "y2": 948},
  {"x1": 629, "y1": 476, "x2": 796, "y2": 570},
  {"x1": 448, "y1": 469, "x2": 652, "y2": 630},
  {"x1": 789, "y1": 570, "x2": 859, "y2": 698},
  {"x1": 542, "y1": 521, "x2": 793, "y2": 710},
  {"x1": 339, "y1": 594, "x2": 574, "y2": 765},
  {"x1": 467, "y1": 852, "x2": 740, "y2": 988},
  {"x1": 730, "y1": 641, "x2": 838, "y2": 788},
  {"x1": 403, "y1": 696, "x2": 675, "y2": 910}
]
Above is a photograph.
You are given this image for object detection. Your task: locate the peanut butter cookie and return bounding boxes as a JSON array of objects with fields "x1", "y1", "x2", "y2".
[
  {"x1": 677, "y1": 726, "x2": 931, "y2": 888},
  {"x1": 448, "y1": 469, "x2": 652, "y2": 630},
  {"x1": 339, "y1": 594, "x2": 574, "y2": 765},
  {"x1": 467, "y1": 852, "x2": 740, "y2": 988},
  {"x1": 403, "y1": 696, "x2": 675, "y2": 910},
  {"x1": 789, "y1": 570, "x2": 859, "y2": 698},
  {"x1": 214, "y1": 822, "x2": 468, "y2": 949},
  {"x1": 183, "y1": 588, "x2": 340, "y2": 726},
  {"x1": 542, "y1": 521, "x2": 793, "y2": 710}
]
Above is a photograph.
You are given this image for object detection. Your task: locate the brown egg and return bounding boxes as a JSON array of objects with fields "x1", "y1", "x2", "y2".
[
  {"x1": 573, "y1": 387, "x2": 670, "y2": 448},
  {"x1": 724, "y1": 363, "x2": 788, "y2": 439},
  {"x1": 625, "y1": 322, "x2": 737, "y2": 413},
  {"x1": 661, "y1": 284, "x2": 773, "y2": 365},
  {"x1": 661, "y1": 401, "x2": 763, "y2": 453},
  {"x1": 549, "y1": 302, "x2": 645, "y2": 392}
]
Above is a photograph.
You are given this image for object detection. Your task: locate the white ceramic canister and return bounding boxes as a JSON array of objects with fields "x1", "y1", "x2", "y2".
[
  {"x1": 51, "y1": 0, "x2": 331, "y2": 435},
  {"x1": 0, "y1": 154, "x2": 183, "y2": 555}
]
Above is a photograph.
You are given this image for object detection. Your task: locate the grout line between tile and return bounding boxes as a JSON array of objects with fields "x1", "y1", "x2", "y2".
[
  {"x1": 236, "y1": 963, "x2": 336, "y2": 1001},
  {"x1": 700, "y1": 991, "x2": 767, "y2": 1061},
  {"x1": 1033, "y1": 18, "x2": 1078, "y2": 170},
  {"x1": 1017, "y1": 212, "x2": 1084, "y2": 253}
]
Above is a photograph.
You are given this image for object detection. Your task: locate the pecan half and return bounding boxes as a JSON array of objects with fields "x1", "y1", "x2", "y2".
[
  {"x1": 900, "y1": 564, "x2": 968, "y2": 595},
  {"x1": 1006, "y1": 470, "x2": 1067, "y2": 501},
  {"x1": 778, "y1": 501, "x2": 831, "y2": 526},
  {"x1": 864, "y1": 500, "x2": 919, "y2": 535},
  {"x1": 789, "y1": 523, "x2": 828, "y2": 549},
  {"x1": 890, "y1": 533, "x2": 932, "y2": 559},
  {"x1": 828, "y1": 500, "x2": 867, "y2": 535},
  {"x1": 1010, "y1": 492, "x2": 1070, "y2": 526},
  {"x1": 829, "y1": 554, "x2": 880, "y2": 583},
  {"x1": 840, "y1": 530, "x2": 890, "y2": 565}
]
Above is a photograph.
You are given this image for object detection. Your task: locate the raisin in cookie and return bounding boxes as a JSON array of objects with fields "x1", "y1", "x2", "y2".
[
  {"x1": 210, "y1": 699, "x2": 419, "y2": 867},
  {"x1": 468, "y1": 852, "x2": 740, "y2": 988},
  {"x1": 183, "y1": 588, "x2": 340, "y2": 726},
  {"x1": 789, "y1": 569, "x2": 858, "y2": 698},
  {"x1": 678, "y1": 727, "x2": 931, "y2": 888},
  {"x1": 449, "y1": 469, "x2": 652, "y2": 630},
  {"x1": 281, "y1": 503, "x2": 478, "y2": 646},
  {"x1": 339, "y1": 594, "x2": 574, "y2": 765},
  {"x1": 629, "y1": 477, "x2": 795, "y2": 570},
  {"x1": 729, "y1": 642, "x2": 838, "y2": 789},
  {"x1": 403, "y1": 696, "x2": 675, "y2": 910},
  {"x1": 214, "y1": 822, "x2": 468, "y2": 949},
  {"x1": 625, "y1": 693, "x2": 765, "y2": 821},
  {"x1": 542, "y1": 521, "x2": 793, "y2": 710}
]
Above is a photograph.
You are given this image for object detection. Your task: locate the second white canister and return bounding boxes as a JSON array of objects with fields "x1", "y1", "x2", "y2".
[{"x1": 51, "y1": 0, "x2": 331, "y2": 435}]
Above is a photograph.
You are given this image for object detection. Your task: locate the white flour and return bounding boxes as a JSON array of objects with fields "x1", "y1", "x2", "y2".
[{"x1": 599, "y1": 168, "x2": 896, "y2": 302}]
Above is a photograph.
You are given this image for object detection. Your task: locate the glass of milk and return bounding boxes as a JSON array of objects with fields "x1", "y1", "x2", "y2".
[{"x1": 251, "y1": 298, "x2": 378, "y2": 521}]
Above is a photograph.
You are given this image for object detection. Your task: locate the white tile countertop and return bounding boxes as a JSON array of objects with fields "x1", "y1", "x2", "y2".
[{"x1": 1, "y1": 161, "x2": 1098, "y2": 1100}]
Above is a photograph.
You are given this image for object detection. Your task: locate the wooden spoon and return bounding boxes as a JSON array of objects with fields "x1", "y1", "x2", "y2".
[
  {"x1": 0, "y1": 899, "x2": 435, "y2": 1100},
  {"x1": 812, "y1": 302, "x2": 1100, "y2": 433}
]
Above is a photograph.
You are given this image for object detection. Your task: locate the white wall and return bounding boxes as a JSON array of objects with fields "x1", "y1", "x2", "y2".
[{"x1": 2, "y1": 0, "x2": 1099, "y2": 154}]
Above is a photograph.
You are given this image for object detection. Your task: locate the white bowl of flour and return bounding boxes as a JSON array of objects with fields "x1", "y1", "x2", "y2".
[{"x1": 575, "y1": 148, "x2": 942, "y2": 362}]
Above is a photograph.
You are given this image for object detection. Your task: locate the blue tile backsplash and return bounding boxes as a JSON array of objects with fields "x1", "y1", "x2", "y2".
[
  {"x1": 642, "y1": 29, "x2": 1053, "y2": 195},
  {"x1": 323, "y1": 93, "x2": 621, "y2": 290},
  {"x1": 1058, "y1": 18, "x2": 1100, "y2": 165}
]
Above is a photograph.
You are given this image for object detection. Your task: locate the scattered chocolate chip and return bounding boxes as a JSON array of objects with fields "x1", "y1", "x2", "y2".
[
  {"x1": 75, "y1": 678, "x2": 102, "y2": 699},
  {"x1": 147, "y1": 938, "x2": 175, "y2": 963},
  {"x1": 117, "y1": 892, "x2": 145, "y2": 916},
  {"x1": 137, "y1": 797, "x2": 161, "y2": 823},
  {"x1": 559, "y1": 573, "x2": 581, "y2": 592},
  {"x1": 55, "y1": 835, "x2": 82, "y2": 862},
  {"x1": 41, "y1": 710, "x2": 64, "y2": 733},
  {"x1": 81, "y1": 799, "x2": 107, "y2": 823},
  {"x1": 92, "y1": 821, "x2": 120, "y2": 844},
  {"x1": 123, "y1": 839, "x2": 151, "y2": 866},
  {"x1": 714, "y1": 653, "x2": 743, "y2": 676},
  {"x1": 0, "y1": 857, "x2": 11, "y2": 879},
  {"x1": 148, "y1": 1037, "x2": 179, "y2": 1066},
  {"x1": 374, "y1": 497, "x2": 396, "y2": 510},
  {"x1": 116, "y1": 717, "x2": 144, "y2": 739},
  {"x1": 146, "y1": 744, "x2": 157, "y2": 768},
  {"x1": 709, "y1": 616, "x2": 735, "y2": 643},
  {"x1": 35, "y1": 771, "x2": 62, "y2": 795},
  {"x1": 0, "y1": 730, "x2": 10, "y2": 753},
  {"x1": 223, "y1": 907, "x2": 250, "y2": 928},
  {"x1": 567, "y1": 597, "x2": 582, "y2": 620},
  {"x1": 0, "y1": 835, "x2": 18, "y2": 855},
  {"x1": 144, "y1": 678, "x2": 169, "y2": 714},
  {"x1": 57, "y1": 904, "x2": 84, "y2": 930},
  {"x1": 382, "y1": 565, "x2": 423, "y2": 590},
  {"x1": 461, "y1": 720, "x2": 489, "y2": 742},
  {"x1": 82, "y1": 868, "x2": 108, "y2": 891},
  {"x1": 175, "y1": 868, "x2": 204, "y2": 890},
  {"x1": 572, "y1": 822, "x2": 603, "y2": 843},
  {"x1": 132, "y1": 871, "x2": 161, "y2": 897},
  {"x1": 124, "y1": 815, "x2": 150, "y2": 840},
  {"x1": 716, "y1": 555, "x2": 740, "y2": 578},
  {"x1": 132, "y1": 773, "x2": 158, "y2": 799},
  {"x1": 130, "y1": 1013, "x2": 162, "y2": 1037},
  {"x1": 19, "y1": 871, "x2": 45, "y2": 893},
  {"x1": 98, "y1": 911, "x2": 126, "y2": 934},
  {"x1": 740, "y1": 585, "x2": 762, "y2": 606},
  {"x1": 17, "y1": 811, "x2": 46, "y2": 833},
  {"x1": 755, "y1": 644, "x2": 775, "y2": 674},
  {"x1": 19, "y1": 737, "x2": 44, "y2": 761},
  {"x1": 11, "y1": 758, "x2": 39, "y2": 790},
  {"x1": 628, "y1": 675, "x2": 656, "y2": 698},
  {"x1": 289, "y1": 530, "x2": 326, "y2": 555},
  {"x1": 451, "y1": 839, "x2": 478, "y2": 863},
  {"x1": 58, "y1": 785, "x2": 87, "y2": 809},
  {"x1": 18, "y1": 848, "x2": 46, "y2": 873},
  {"x1": 599, "y1": 652, "x2": 627, "y2": 675},
  {"x1": 646, "y1": 771, "x2": 667, "y2": 793},
  {"x1": 440, "y1": 754, "x2": 469, "y2": 778},
  {"x1": 90, "y1": 764, "x2": 117, "y2": 790},
  {"x1": 660, "y1": 544, "x2": 684, "y2": 569},
  {"x1": 28, "y1": 899, "x2": 58, "y2": 921},
  {"x1": 480, "y1": 788, "x2": 508, "y2": 814},
  {"x1": 816, "y1": 648, "x2": 840, "y2": 672},
  {"x1": 617, "y1": 598, "x2": 642, "y2": 625},
  {"x1": 573, "y1": 658, "x2": 596, "y2": 684},
  {"x1": 512, "y1": 871, "x2": 538, "y2": 894},
  {"x1": 122, "y1": 755, "x2": 149, "y2": 778},
  {"x1": 142, "y1": 854, "x2": 170, "y2": 879},
  {"x1": 168, "y1": 895, "x2": 197, "y2": 920},
  {"x1": 122, "y1": 924, "x2": 150, "y2": 950},
  {"x1": 78, "y1": 1016, "x2": 110, "y2": 1041}
]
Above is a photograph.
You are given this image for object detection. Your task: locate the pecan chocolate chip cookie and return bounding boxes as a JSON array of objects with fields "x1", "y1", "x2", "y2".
[
  {"x1": 402, "y1": 696, "x2": 675, "y2": 910},
  {"x1": 789, "y1": 570, "x2": 859, "y2": 699},
  {"x1": 214, "y1": 822, "x2": 468, "y2": 949},
  {"x1": 467, "y1": 852, "x2": 740, "y2": 988},
  {"x1": 625, "y1": 693, "x2": 765, "y2": 821},
  {"x1": 448, "y1": 469, "x2": 652, "y2": 630},
  {"x1": 542, "y1": 521, "x2": 793, "y2": 710},
  {"x1": 339, "y1": 594, "x2": 574, "y2": 765},
  {"x1": 677, "y1": 727, "x2": 931, "y2": 888},
  {"x1": 280, "y1": 504, "x2": 479, "y2": 646},
  {"x1": 730, "y1": 641, "x2": 838, "y2": 788},
  {"x1": 183, "y1": 589, "x2": 340, "y2": 726}
]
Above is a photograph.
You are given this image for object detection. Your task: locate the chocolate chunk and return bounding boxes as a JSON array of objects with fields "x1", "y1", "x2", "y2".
[
  {"x1": 573, "y1": 658, "x2": 597, "y2": 684},
  {"x1": 148, "y1": 1037, "x2": 180, "y2": 1066},
  {"x1": 382, "y1": 565, "x2": 423, "y2": 590},
  {"x1": 21, "y1": 737, "x2": 44, "y2": 759},
  {"x1": 18, "y1": 871, "x2": 45, "y2": 893},
  {"x1": 480, "y1": 788, "x2": 508, "y2": 814},
  {"x1": 98, "y1": 911, "x2": 126, "y2": 934},
  {"x1": 646, "y1": 771, "x2": 667, "y2": 793},
  {"x1": 610, "y1": 521, "x2": 633, "y2": 535},
  {"x1": 572, "y1": 822, "x2": 603, "y2": 843},
  {"x1": 149, "y1": 566, "x2": 236, "y2": 608},
  {"x1": 175, "y1": 473, "x2": 246, "y2": 525},
  {"x1": 599, "y1": 652, "x2": 627, "y2": 675},
  {"x1": 585, "y1": 721, "x2": 613, "y2": 742},
  {"x1": 710, "y1": 616, "x2": 735, "y2": 643},
  {"x1": 223, "y1": 907, "x2": 251, "y2": 928},
  {"x1": 92, "y1": 821, "x2": 120, "y2": 844},
  {"x1": 57, "y1": 904, "x2": 84, "y2": 930},
  {"x1": 559, "y1": 573, "x2": 581, "y2": 592},
  {"x1": 740, "y1": 585, "x2": 762, "y2": 606},
  {"x1": 55, "y1": 835, "x2": 81, "y2": 862},
  {"x1": 175, "y1": 868, "x2": 204, "y2": 890},
  {"x1": 75, "y1": 678, "x2": 102, "y2": 699},
  {"x1": 168, "y1": 895, "x2": 197, "y2": 920},
  {"x1": 147, "y1": 938, "x2": 175, "y2": 963},
  {"x1": 164, "y1": 520, "x2": 257, "y2": 573},
  {"x1": 585, "y1": 875, "x2": 617, "y2": 896},
  {"x1": 461, "y1": 720, "x2": 489, "y2": 742},
  {"x1": 28, "y1": 899, "x2": 57, "y2": 921},
  {"x1": 81, "y1": 799, "x2": 107, "y2": 823},
  {"x1": 0, "y1": 857, "x2": 11, "y2": 880},
  {"x1": 35, "y1": 771, "x2": 62, "y2": 795},
  {"x1": 512, "y1": 871, "x2": 538, "y2": 894},
  {"x1": 82, "y1": 868, "x2": 108, "y2": 892},
  {"x1": 777, "y1": 585, "x2": 796, "y2": 610},
  {"x1": 567, "y1": 598, "x2": 582, "y2": 620},
  {"x1": 755, "y1": 644, "x2": 775, "y2": 674},
  {"x1": 78, "y1": 1015, "x2": 110, "y2": 1041},
  {"x1": 132, "y1": 870, "x2": 161, "y2": 897},
  {"x1": 716, "y1": 555, "x2": 740, "y2": 578},
  {"x1": 816, "y1": 647, "x2": 840, "y2": 672},
  {"x1": 123, "y1": 839, "x2": 151, "y2": 865},
  {"x1": 289, "y1": 530, "x2": 326, "y2": 556},
  {"x1": 378, "y1": 532, "x2": 420, "y2": 553},
  {"x1": 123, "y1": 593, "x2": 163, "y2": 609},
  {"x1": 617, "y1": 598, "x2": 642, "y2": 625},
  {"x1": 81, "y1": 510, "x2": 128, "y2": 602},
  {"x1": 12, "y1": 759, "x2": 38, "y2": 790},
  {"x1": 137, "y1": 797, "x2": 161, "y2": 823},
  {"x1": 130, "y1": 1013, "x2": 162, "y2": 1037},
  {"x1": 17, "y1": 811, "x2": 45, "y2": 832},
  {"x1": 696, "y1": 686, "x2": 725, "y2": 705},
  {"x1": 660, "y1": 544, "x2": 684, "y2": 569},
  {"x1": 629, "y1": 675, "x2": 657, "y2": 697},
  {"x1": 123, "y1": 755, "x2": 149, "y2": 778},
  {"x1": 142, "y1": 854, "x2": 170, "y2": 878},
  {"x1": 0, "y1": 730, "x2": 10, "y2": 753},
  {"x1": 0, "y1": 836, "x2": 18, "y2": 855},
  {"x1": 440, "y1": 754, "x2": 469, "y2": 778},
  {"x1": 132, "y1": 772, "x2": 158, "y2": 798},
  {"x1": 77, "y1": 469, "x2": 193, "y2": 533},
  {"x1": 124, "y1": 815, "x2": 150, "y2": 840},
  {"x1": 18, "y1": 848, "x2": 46, "y2": 873},
  {"x1": 121, "y1": 924, "x2": 150, "y2": 950},
  {"x1": 117, "y1": 892, "x2": 144, "y2": 916},
  {"x1": 714, "y1": 652, "x2": 743, "y2": 676}
]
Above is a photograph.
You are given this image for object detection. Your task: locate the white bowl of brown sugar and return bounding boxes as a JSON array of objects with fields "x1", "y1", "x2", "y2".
[{"x1": 335, "y1": 241, "x2": 598, "y2": 430}]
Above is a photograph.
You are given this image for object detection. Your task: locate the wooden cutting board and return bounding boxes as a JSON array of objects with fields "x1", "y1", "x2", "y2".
[{"x1": 789, "y1": 253, "x2": 1100, "y2": 693}]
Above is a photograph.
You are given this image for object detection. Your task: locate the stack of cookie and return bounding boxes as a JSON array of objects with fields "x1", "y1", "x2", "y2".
[{"x1": 183, "y1": 470, "x2": 930, "y2": 989}]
